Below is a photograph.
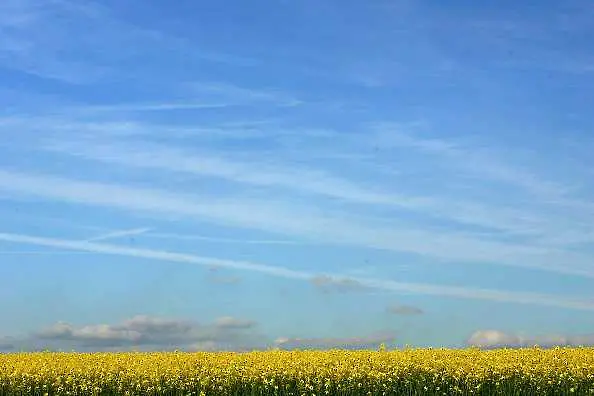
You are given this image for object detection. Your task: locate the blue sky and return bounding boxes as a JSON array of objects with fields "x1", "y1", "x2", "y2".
[{"x1": 1, "y1": 0, "x2": 594, "y2": 352}]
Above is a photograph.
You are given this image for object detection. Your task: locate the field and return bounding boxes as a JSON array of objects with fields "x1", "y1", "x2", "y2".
[{"x1": 2, "y1": 347, "x2": 594, "y2": 395}]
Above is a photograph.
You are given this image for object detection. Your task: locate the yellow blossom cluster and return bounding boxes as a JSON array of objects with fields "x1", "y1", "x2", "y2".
[{"x1": 1, "y1": 346, "x2": 594, "y2": 395}]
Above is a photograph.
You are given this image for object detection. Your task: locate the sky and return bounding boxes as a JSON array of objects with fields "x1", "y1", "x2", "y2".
[{"x1": 0, "y1": 0, "x2": 593, "y2": 352}]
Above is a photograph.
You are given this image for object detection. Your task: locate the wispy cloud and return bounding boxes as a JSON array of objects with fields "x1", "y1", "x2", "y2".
[
  {"x1": 80, "y1": 102, "x2": 234, "y2": 113},
  {"x1": 42, "y1": 136, "x2": 592, "y2": 243},
  {"x1": 362, "y1": 124, "x2": 594, "y2": 245},
  {"x1": 44, "y1": 139, "x2": 428, "y2": 209},
  {"x1": 0, "y1": 169, "x2": 593, "y2": 278},
  {"x1": 0, "y1": 0, "x2": 258, "y2": 83},
  {"x1": 1, "y1": 231, "x2": 594, "y2": 311},
  {"x1": 369, "y1": 123, "x2": 580, "y2": 200},
  {"x1": 67, "y1": 81, "x2": 301, "y2": 114},
  {"x1": 5, "y1": 115, "x2": 591, "y2": 254},
  {"x1": 190, "y1": 82, "x2": 302, "y2": 107}
]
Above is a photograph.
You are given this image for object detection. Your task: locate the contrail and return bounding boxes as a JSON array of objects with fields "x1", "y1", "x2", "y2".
[
  {"x1": 86, "y1": 227, "x2": 152, "y2": 242},
  {"x1": 1, "y1": 231, "x2": 594, "y2": 311},
  {"x1": 0, "y1": 251, "x2": 94, "y2": 255},
  {"x1": 0, "y1": 232, "x2": 309, "y2": 279},
  {"x1": 145, "y1": 232, "x2": 306, "y2": 245}
]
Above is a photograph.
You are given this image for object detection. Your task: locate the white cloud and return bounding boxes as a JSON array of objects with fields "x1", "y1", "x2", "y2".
[
  {"x1": 5, "y1": 314, "x2": 399, "y2": 352},
  {"x1": 467, "y1": 329, "x2": 594, "y2": 349},
  {"x1": 1, "y1": 231, "x2": 594, "y2": 311},
  {"x1": 38, "y1": 322, "x2": 144, "y2": 345},
  {"x1": 119, "y1": 315, "x2": 194, "y2": 335},
  {"x1": 33, "y1": 315, "x2": 261, "y2": 350}
]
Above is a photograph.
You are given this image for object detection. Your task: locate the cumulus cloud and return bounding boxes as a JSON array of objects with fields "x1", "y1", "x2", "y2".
[
  {"x1": 118, "y1": 315, "x2": 198, "y2": 338},
  {"x1": 467, "y1": 329, "x2": 594, "y2": 349},
  {"x1": 310, "y1": 275, "x2": 370, "y2": 293},
  {"x1": 215, "y1": 316, "x2": 256, "y2": 329},
  {"x1": 273, "y1": 331, "x2": 397, "y2": 350},
  {"x1": 27, "y1": 315, "x2": 395, "y2": 352},
  {"x1": 386, "y1": 304, "x2": 424, "y2": 315},
  {"x1": 6, "y1": 314, "x2": 401, "y2": 352},
  {"x1": 37, "y1": 322, "x2": 143, "y2": 346},
  {"x1": 34, "y1": 315, "x2": 261, "y2": 351}
]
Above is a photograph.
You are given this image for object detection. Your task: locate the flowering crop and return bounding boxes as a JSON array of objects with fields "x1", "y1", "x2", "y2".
[{"x1": 1, "y1": 346, "x2": 594, "y2": 395}]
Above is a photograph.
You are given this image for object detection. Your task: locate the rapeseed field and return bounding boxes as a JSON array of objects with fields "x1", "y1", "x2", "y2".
[{"x1": 1, "y1": 347, "x2": 594, "y2": 395}]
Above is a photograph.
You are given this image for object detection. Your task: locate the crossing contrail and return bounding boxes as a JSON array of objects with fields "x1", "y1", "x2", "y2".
[{"x1": 1, "y1": 231, "x2": 594, "y2": 312}]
